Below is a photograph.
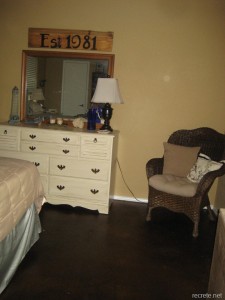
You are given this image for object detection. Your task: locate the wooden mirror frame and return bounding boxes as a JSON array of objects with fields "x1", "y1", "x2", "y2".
[{"x1": 20, "y1": 50, "x2": 115, "y2": 121}]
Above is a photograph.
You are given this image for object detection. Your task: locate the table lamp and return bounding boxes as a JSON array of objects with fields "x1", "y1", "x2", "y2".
[
  {"x1": 30, "y1": 88, "x2": 45, "y2": 107},
  {"x1": 91, "y1": 78, "x2": 124, "y2": 131}
]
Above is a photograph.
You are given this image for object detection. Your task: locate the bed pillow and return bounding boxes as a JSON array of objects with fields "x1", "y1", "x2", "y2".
[
  {"x1": 187, "y1": 153, "x2": 224, "y2": 183},
  {"x1": 163, "y1": 142, "x2": 200, "y2": 177}
]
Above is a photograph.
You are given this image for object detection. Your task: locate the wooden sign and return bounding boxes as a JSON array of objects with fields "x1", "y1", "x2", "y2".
[{"x1": 28, "y1": 28, "x2": 113, "y2": 52}]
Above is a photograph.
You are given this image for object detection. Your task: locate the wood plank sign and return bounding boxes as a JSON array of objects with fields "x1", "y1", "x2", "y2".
[{"x1": 28, "y1": 28, "x2": 113, "y2": 52}]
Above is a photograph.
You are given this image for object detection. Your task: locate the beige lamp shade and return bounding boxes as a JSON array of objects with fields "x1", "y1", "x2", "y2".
[{"x1": 91, "y1": 78, "x2": 124, "y2": 104}]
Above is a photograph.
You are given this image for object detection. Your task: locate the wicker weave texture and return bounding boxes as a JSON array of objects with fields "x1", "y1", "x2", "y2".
[{"x1": 146, "y1": 127, "x2": 225, "y2": 237}]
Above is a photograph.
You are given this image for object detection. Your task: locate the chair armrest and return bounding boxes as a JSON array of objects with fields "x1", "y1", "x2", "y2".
[
  {"x1": 196, "y1": 164, "x2": 225, "y2": 196},
  {"x1": 146, "y1": 157, "x2": 164, "y2": 179}
]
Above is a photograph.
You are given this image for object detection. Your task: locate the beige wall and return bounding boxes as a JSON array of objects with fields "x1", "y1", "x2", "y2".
[{"x1": 1, "y1": 0, "x2": 225, "y2": 204}]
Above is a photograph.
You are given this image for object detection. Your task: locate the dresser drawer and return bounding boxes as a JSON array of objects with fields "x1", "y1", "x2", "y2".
[
  {"x1": 0, "y1": 126, "x2": 19, "y2": 136},
  {"x1": 0, "y1": 151, "x2": 48, "y2": 174},
  {"x1": 80, "y1": 135, "x2": 112, "y2": 160},
  {"x1": 21, "y1": 128, "x2": 80, "y2": 145},
  {"x1": 50, "y1": 157, "x2": 110, "y2": 180},
  {"x1": 21, "y1": 141, "x2": 79, "y2": 157},
  {"x1": 49, "y1": 176, "x2": 109, "y2": 202},
  {"x1": 0, "y1": 126, "x2": 20, "y2": 151},
  {"x1": 25, "y1": 154, "x2": 49, "y2": 174},
  {"x1": 40, "y1": 175, "x2": 48, "y2": 194}
]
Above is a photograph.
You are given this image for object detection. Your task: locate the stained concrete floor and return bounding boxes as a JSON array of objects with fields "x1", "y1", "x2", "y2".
[{"x1": 1, "y1": 200, "x2": 217, "y2": 300}]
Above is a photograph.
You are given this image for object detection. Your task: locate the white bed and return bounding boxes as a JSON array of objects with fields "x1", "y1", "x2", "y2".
[{"x1": 0, "y1": 157, "x2": 45, "y2": 294}]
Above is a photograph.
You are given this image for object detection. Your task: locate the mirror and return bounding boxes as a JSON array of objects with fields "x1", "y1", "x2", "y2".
[{"x1": 21, "y1": 50, "x2": 115, "y2": 121}]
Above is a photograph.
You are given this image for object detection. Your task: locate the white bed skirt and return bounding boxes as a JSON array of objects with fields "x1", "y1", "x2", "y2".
[{"x1": 0, "y1": 203, "x2": 41, "y2": 294}]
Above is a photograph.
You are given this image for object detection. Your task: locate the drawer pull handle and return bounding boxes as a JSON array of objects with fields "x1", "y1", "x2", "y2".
[
  {"x1": 93, "y1": 138, "x2": 97, "y2": 143},
  {"x1": 91, "y1": 168, "x2": 100, "y2": 174},
  {"x1": 29, "y1": 134, "x2": 36, "y2": 139},
  {"x1": 57, "y1": 164, "x2": 66, "y2": 170},
  {"x1": 63, "y1": 137, "x2": 70, "y2": 142},
  {"x1": 90, "y1": 189, "x2": 99, "y2": 194},
  {"x1": 4, "y1": 130, "x2": 7, "y2": 134},
  {"x1": 29, "y1": 146, "x2": 36, "y2": 151},
  {"x1": 63, "y1": 149, "x2": 70, "y2": 154},
  {"x1": 34, "y1": 162, "x2": 40, "y2": 167},
  {"x1": 57, "y1": 185, "x2": 65, "y2": 190}
]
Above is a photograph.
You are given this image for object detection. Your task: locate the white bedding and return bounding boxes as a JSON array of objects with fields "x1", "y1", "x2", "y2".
[
  {"x1": 0, "y1": 203, "x2": 41, "y2": 294},
  {"x1": 0, "y1": 157, "x2": 45, "y2": 242}
]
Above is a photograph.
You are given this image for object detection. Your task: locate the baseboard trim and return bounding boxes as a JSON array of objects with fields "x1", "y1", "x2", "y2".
[
  {"x1": 111, "y1": 195, "x2": 148, "y2": 203},
  {"x1": 111, "y1": 196, "x2": 219, "y2": 215}
]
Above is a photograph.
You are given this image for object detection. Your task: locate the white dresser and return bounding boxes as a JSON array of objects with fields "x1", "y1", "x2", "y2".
[{"x1": 0, "y1": 123, "x2": 118, "y2": 214}]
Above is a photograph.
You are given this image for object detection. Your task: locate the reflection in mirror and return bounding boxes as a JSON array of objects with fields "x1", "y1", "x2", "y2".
[{"x1": 21, "y1": 50, "x2": 114, "y2": 121}]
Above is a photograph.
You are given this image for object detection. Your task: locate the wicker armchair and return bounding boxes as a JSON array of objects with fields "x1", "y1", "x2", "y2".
[{"x1": 146, "y1": 127, "x2": 225, "y2": 237}]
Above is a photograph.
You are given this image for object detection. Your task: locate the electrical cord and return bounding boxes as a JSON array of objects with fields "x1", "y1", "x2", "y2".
[{"x1": 116, "y1": 158, "x2": 144, "y2": 202}]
